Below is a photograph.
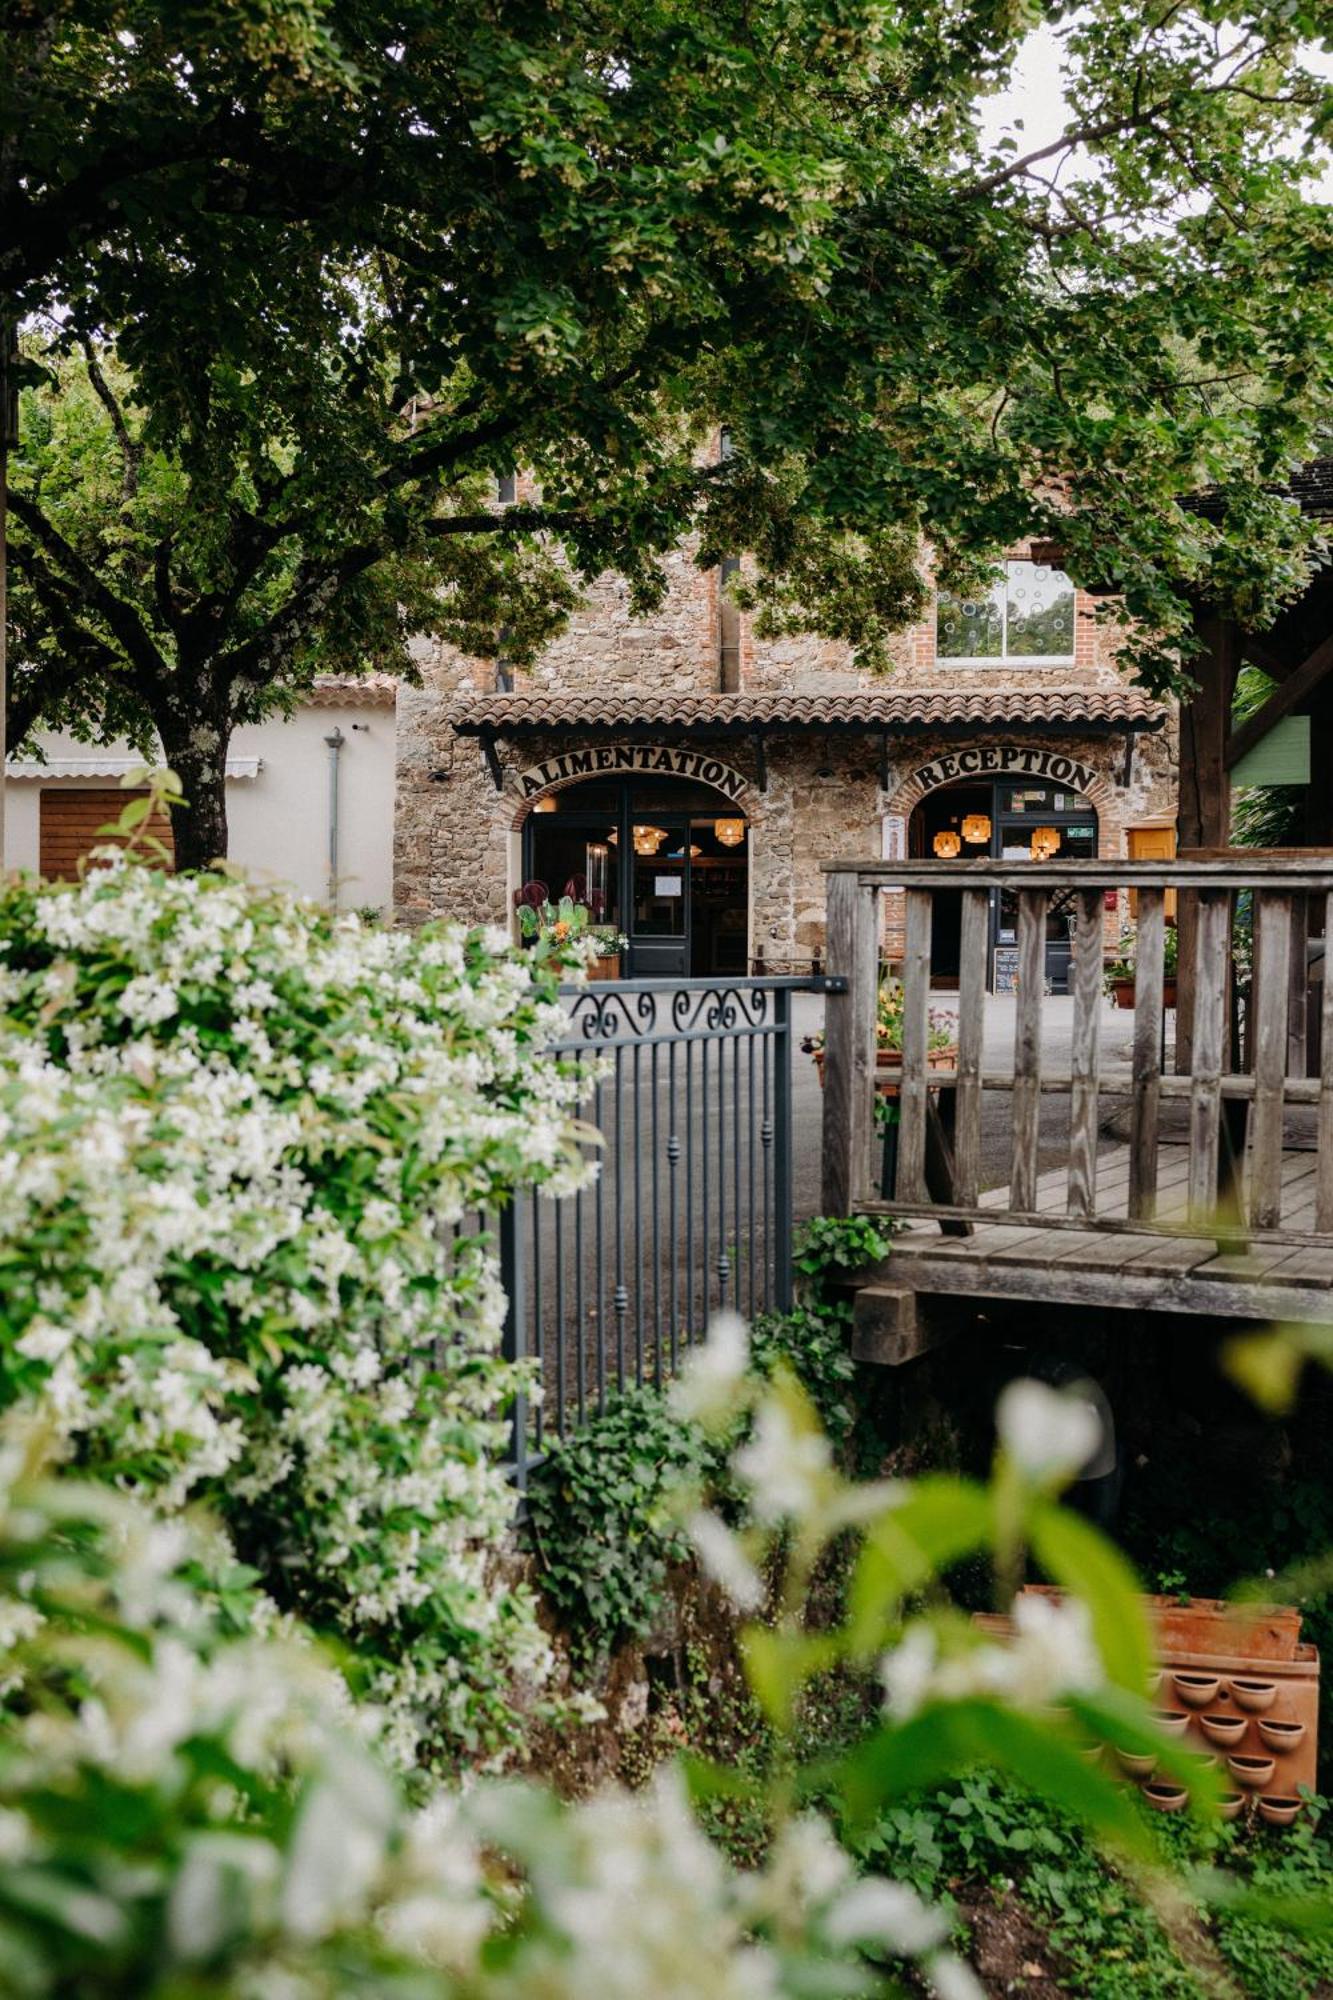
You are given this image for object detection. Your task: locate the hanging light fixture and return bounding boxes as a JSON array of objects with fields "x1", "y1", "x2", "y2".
[
  {"x1": 632, "y1": 824, "x2": 667, "y2": 856},
  {"x1": 961, "y1": 813, "x2": 991, "y2": 845},
  {"x1": 1030, "y1": 826, "x2": 1060, "y2": 860},
  {"x1": 714, "y1": 817, "x2": 746, "y2": 848},
  {"x1": 932, "y1": 830, "x2": 962, "y2": 858},
  {"x1": 531, "y1": 796, "x2": 557, "y2": 814}
]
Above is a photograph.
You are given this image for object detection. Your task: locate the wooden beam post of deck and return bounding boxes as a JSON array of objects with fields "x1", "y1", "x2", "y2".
[
  {"x1": 1176, "y1": 613, "x2": 1240, "y2": 1073},
  {"x1": 822, "y1": 871, "x2": 879, "y2": 1215}
]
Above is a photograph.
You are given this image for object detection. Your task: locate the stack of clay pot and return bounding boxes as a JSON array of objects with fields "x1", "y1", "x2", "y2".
[
  {"x1": 1136, "y1": 1593, "x2": 1319, "y2": 1827},
  {"x1": 982, "y1": 1590, "x2": 1320, "y2": 1827}
]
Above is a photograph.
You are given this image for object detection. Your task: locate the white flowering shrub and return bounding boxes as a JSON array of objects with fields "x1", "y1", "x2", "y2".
[
  {"x1": 0, "y1": 855, "x2": 594, "y2": 1768},
  {"x1": 0, "y1": 1430, "x2": 971, "y2": 2000}
]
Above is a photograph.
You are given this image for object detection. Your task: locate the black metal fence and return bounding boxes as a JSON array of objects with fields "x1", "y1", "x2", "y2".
[{"x1": 499, "y1": 974, "x2": 840, "y2": 1488}]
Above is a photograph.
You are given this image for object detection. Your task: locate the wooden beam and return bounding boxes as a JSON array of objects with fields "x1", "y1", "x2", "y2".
[{"x1": 1226, "y1": 631, "x2": 1333, "y2": 770}]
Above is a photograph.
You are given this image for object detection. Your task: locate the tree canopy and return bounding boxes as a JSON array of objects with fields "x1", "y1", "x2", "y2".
[{"x1": 5, "y1": 0, "x2": 1333, "y2": 859}]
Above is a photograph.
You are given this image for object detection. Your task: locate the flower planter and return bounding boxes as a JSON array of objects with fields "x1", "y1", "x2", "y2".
[
  {"x1": 1227, "y1": 1753, "x2": 1277, "y2": 1790},
  {"x1": 1257, "y1": 1717, "x2": 1306, "y2": 1754},
  {"x1": 1114, "y1": 1747, "x2": 1157, "y2": 1779},
  {"x1": 1172, "y1": 1672, "x2": 1221, "y2": 1708},
  {"x1": 1200, "y1": 1712, "x2": 1247, "y2": 1749},
  {"x1": 1258, "y1": 1794, "x2": 1303, "y2": 1827},
  {"x1": 1154, "y1": 1710, "x2": 1190, "y2": 1739},
  {"x1": 1218, "y1": 1791, "x2": 1246, "y2": 1822},
  {"x1": 1106, "y1": 977, "x2": 1177, "y2": 1011},
  {"x1": 1144, "y1": 1782, "x2": 1189, "y2": 1813},
  {"x1": 1230, "y1": 1678, "x2": 1280, "y2": 1713},
  {"x1": 588, "y1": 953, "x2": 621, "y2": 981}
]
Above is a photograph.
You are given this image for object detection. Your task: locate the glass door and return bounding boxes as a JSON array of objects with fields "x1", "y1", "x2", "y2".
[{"x1": 628, "y1": 814, "x2": 690, "y2": 977}]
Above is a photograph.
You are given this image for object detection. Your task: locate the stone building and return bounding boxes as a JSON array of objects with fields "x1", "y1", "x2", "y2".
[{"x1": 395, "y1": 510, "x2": 1176, "y2": 985}]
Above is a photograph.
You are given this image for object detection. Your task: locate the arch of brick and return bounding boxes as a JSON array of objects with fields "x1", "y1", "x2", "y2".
[
  {"x1": 506, "y1": 747, "x2": 766, "y2": 832},
  {"x1": 880, "y1": 744, "x2": 1120, "y2": 828}
]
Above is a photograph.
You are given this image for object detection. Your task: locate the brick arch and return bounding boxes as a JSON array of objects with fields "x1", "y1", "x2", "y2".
[{"x1": 507, "y1": 755, "x2": 765, "y2": 832}]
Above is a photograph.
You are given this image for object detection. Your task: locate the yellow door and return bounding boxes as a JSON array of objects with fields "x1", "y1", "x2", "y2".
[{"x1": 1127, "y1": 825, "x2": 1176, "y2": 920}]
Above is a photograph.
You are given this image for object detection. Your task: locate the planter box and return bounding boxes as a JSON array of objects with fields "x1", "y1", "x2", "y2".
[
  {"x1": 1108, "y1": 977, "x2": 1178, "y2": 1011},
  {"x1": 588, "y1": 954, "x2": 621, "y2": 981},
  {"x1": 812, "y1": 1046, "x2": 958, "y2": 1092}
]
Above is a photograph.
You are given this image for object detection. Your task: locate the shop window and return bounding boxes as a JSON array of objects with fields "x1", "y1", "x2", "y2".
[{"x1": 936, "y1": 561, "x2": 1076, "y2": 664}]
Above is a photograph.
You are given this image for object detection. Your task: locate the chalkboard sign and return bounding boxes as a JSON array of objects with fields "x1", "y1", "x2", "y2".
[{"x1": 992, "y1": 946, "x2": 1020, "y2": 994}]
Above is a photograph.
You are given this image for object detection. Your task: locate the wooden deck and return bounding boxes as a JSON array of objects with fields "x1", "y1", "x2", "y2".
[
  {"x1": 879, "y1": 1145, "x2": 1333, "y2": 1324},
  {"x1": 820, "y1": 855, "x2": 1333, "y2": 1331}
]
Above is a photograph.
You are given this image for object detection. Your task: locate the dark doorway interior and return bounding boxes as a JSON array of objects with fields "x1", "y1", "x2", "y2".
[{"x1": 523, "y1": 775, "x2": 749, "y2": 977}]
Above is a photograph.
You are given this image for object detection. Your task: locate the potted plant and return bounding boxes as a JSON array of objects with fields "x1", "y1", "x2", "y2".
[
  {"x1": 1103, "y1": 923, "x2": 1178, "y2": 1009},
  {"x1": 806, "y1": 977, "x2": 959, "y2": 1089},
  {"x1": 516, "y1": 893, "x2": 625, "y2": 975}
]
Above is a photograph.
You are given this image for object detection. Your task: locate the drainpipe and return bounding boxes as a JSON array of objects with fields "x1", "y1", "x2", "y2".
[{"x1": 324, "y1": 727, "x2": 345, "y2": 907}]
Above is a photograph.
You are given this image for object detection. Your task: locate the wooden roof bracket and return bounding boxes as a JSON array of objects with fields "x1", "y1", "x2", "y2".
[{"x1": 479, "y1": 729, "x2": 505, "y2": 792}]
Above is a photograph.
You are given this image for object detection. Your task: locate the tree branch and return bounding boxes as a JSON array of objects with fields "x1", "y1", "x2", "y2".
[
  {"x1": 7, "y1": 488, "x2": 169, "y2": 684},
  {"x1": 78, "y1": 337, "x2": 141, "y2": 504}
]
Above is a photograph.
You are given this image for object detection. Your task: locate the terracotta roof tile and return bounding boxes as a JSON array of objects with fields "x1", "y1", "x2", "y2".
[
  {"x1": 450, "y1": 687, "x2": 1166, "y2": 734},
  {"x1": 308, "y1": 674, "x2": 398, "y2": 707}
]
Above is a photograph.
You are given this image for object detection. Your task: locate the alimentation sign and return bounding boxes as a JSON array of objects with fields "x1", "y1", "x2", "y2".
[
  {"x1": 517, "y1": 743, "x2": 748, "y2": 801},
  {"x1": 910, "y1": 744, "x2": 1097, "y2": 795}
]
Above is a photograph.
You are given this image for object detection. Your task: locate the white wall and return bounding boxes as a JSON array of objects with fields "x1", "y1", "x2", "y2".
[{"x1": 6, "y1": 698, "x2": 397, "y2": 913}]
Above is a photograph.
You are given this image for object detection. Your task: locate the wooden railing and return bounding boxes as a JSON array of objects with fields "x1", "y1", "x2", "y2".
[{"x1": 820, "y1": 857, "x2": 1333, "y2": 1246}]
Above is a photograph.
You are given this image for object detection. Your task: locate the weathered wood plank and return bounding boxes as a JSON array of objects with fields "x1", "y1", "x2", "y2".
[
  {"x1": 896, "y1": 889, "x2": 933, "y2": 1204},
  {"x1": 952, "y1": 890, "x2": 989, "y2": 1207},
  {"x1": 870, "y1": 1249, "x2": 1333, "y2": 1325},
  {"x1": 1010, "y1": 890, "x2": 1046, "y2": 1212},
  {"x1": 1068, "y1": 888, "x2": 1103, "y2": 1218},
  {"x1": 1319, "y1": 888, "x2": 1333, "y2": 1230},
  {"x1": 1130, "y1": 888, "x2": 1165, "y2": 1220},
  {"x1": 1250, "y1": 891, "x2": 1293, "y2": 1230},
  {"x1": 1187, "y1": 891, "x2": 1230, "y2": 1222},
  {"x1": 820, "y1": 873, "x2": 879, "y2": 1215}
]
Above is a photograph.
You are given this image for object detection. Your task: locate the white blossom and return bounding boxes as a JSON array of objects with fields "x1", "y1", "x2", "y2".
[
  {"x1": 732, "y1": 1395, "x2": 831, "y2": 1525},
  {"x1": 687, "y1": 1510, "x2": 765, "y2": 1612},
  {"x1": 881, "y1": 1594, "x2": 1103, "y2": 1720},
  {"x1": 669, "y1": 1311, "x2": 750, "y2": 1427},
  {"x1": 996, "y1": 1377, "x2": 1102, "y2": 1484}
]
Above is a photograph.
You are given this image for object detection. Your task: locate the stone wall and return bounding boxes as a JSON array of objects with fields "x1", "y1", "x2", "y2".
[{"x1": 394, "y1": 528, "x2": 1178, "y2": 955}]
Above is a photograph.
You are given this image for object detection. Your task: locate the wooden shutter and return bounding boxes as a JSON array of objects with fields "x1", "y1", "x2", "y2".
[{"x1": 39, "y1": 790, "x2": 175, "y2": 881}]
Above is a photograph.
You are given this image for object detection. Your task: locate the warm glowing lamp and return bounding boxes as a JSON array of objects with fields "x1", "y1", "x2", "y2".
[
  {"x1": 961, "y1": 813, "x2": 991, "y2": 845},
  {"x1": 714, "y1": 817, "x2": 746, "y2": 848},
  {"x1": 531, "y1": 796, "x2": 557, "y2": 813},
  {"x1": 1030, "y1": 826, "x2": 1060, "y2": 859},
  {"x1": 932, "y1": 830, "x2": 962, "y2": 858},
  {"x1": 632, "y1": 824, "x2": 667, "y2": 856}
]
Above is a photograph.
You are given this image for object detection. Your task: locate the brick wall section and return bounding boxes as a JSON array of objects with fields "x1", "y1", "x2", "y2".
[{"x1": 394, "y1": 532, "x2": 1178, "y2": 956}]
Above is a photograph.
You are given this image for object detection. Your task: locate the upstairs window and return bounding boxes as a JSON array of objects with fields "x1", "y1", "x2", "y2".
[
  {"x1": 936, "y1": 560, "x2": 1076, "y2": 664},
  {"x1": 496, "y1": 471, "x2": 517, "y2": 505}
]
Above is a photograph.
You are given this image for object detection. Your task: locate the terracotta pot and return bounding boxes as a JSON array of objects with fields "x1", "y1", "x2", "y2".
[
  {"x1": 588, "y1": 953, "x2": 621, "y2": 981},
  {"x1": 1200, "y1": 1713, "x2": 1247, "y2": 1749},
  {"x1": 1153, "y1": 1710, "x2": 1190, "y2": 1740},
  {"x1": 1258, "y1": 1794, "x2": 1303, "y2": 1827},
  {"x1": 927, "y1": 1046, "x2": 959, "y2": 1071},
  {"x1": 1228, "y1": 1753, "x2": 1277, "y2": 1790},
  {"x1": 1257, "y1": 1718, "x2": 1306, "y2": 1754},
  {"x1": 1114, "y1": 1747, "x2": 1158, "y2": 1779},
  {"x1": 1144, "y1": 1782, "x2": 1189, "y2": 1813},
  {"x1": 1173, "y1": 1672, "x2": 1221, "y2": 1708},
  {"x1": 1230, "y1": 1679, "x2": 1279, "y2": 1714},
  {"x1": 1147, "y1": 1669, "x2": 1164, "y2": 1696},
  {"x1": 1162, "y1": 977, "x2": 1178, "y2": 1008},
  {"x1": 1110, "y1": 977, "x2": 1136, "y2": 1010},
  {"x1": 1184, "y1": 1750, "x2": 1220, "y2": 1773},
  {"x1": 1218, "y1": 1791, "x2": 1246, "y2": 1822},
  {"x1": 1147, "y1": 1597, "x2": 1302, "y2": 1662}
]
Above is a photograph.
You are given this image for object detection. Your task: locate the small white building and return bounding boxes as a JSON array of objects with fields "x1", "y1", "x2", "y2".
[{"x1": 5, "y1": 676, "x2": 397, "y2": 913}]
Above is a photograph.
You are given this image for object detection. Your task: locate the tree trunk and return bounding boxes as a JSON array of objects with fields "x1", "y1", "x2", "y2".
[{"x1": 155, "y1": 707, "x2": 231, "y2": 871}]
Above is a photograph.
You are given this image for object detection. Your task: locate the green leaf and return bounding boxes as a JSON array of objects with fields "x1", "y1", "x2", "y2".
[
  {"x1": 740, "y1": 1625, "x2": 839, "y2": 1730},
  {"x1": 1028, "y1": 1499, "x2": 1152, "y2": 1698},
  {"x1": 848, "y1": 1478, "x2": 992, "y2": 1652},
  {"x1": 836, "y1": 1701, "x2": 1150, "y2": 1859}
]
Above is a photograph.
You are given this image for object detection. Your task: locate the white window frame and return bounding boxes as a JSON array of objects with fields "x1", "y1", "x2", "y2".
[{"x1": 935, "y1": 559, "x2": 1077, "y2": 668}]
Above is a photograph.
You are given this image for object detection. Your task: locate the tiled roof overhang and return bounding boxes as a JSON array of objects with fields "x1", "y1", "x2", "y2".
[
  {"x1": 450, "y1": 687, "x2": 1167, "y2": 737},
  {"x1": 1184, "y1": 457, "x2": 1333, "y2": 522}
]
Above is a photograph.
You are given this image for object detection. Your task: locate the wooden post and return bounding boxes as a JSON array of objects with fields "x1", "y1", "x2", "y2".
[
  {"x1": 1176, "y1": 612, "x2": 1239, "y2": 1073},
  {"x1": 1011, "y1": 889, "x2": 1047, "y2": 1212},
  {"x1": 821, "y1": 871, "x2": 879, "y2": 1215},
  {"x1": 1129, "y1": 887, "x2": 1165, "y2": 1220},
  {"x1": 1067, "y1": 887, "x2": 1104, "y2": 1218},
  {"x1": 897, "y1": 889, "x2": 933, "y2": 1202}
]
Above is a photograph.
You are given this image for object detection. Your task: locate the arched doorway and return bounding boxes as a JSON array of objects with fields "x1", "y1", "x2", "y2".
[
  {"x1": 522, "y1": 774, "x2": 750, "y2": 977},
  {"x1": 910, "y1": 773, "x2": 1098, "y2": 991}
]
